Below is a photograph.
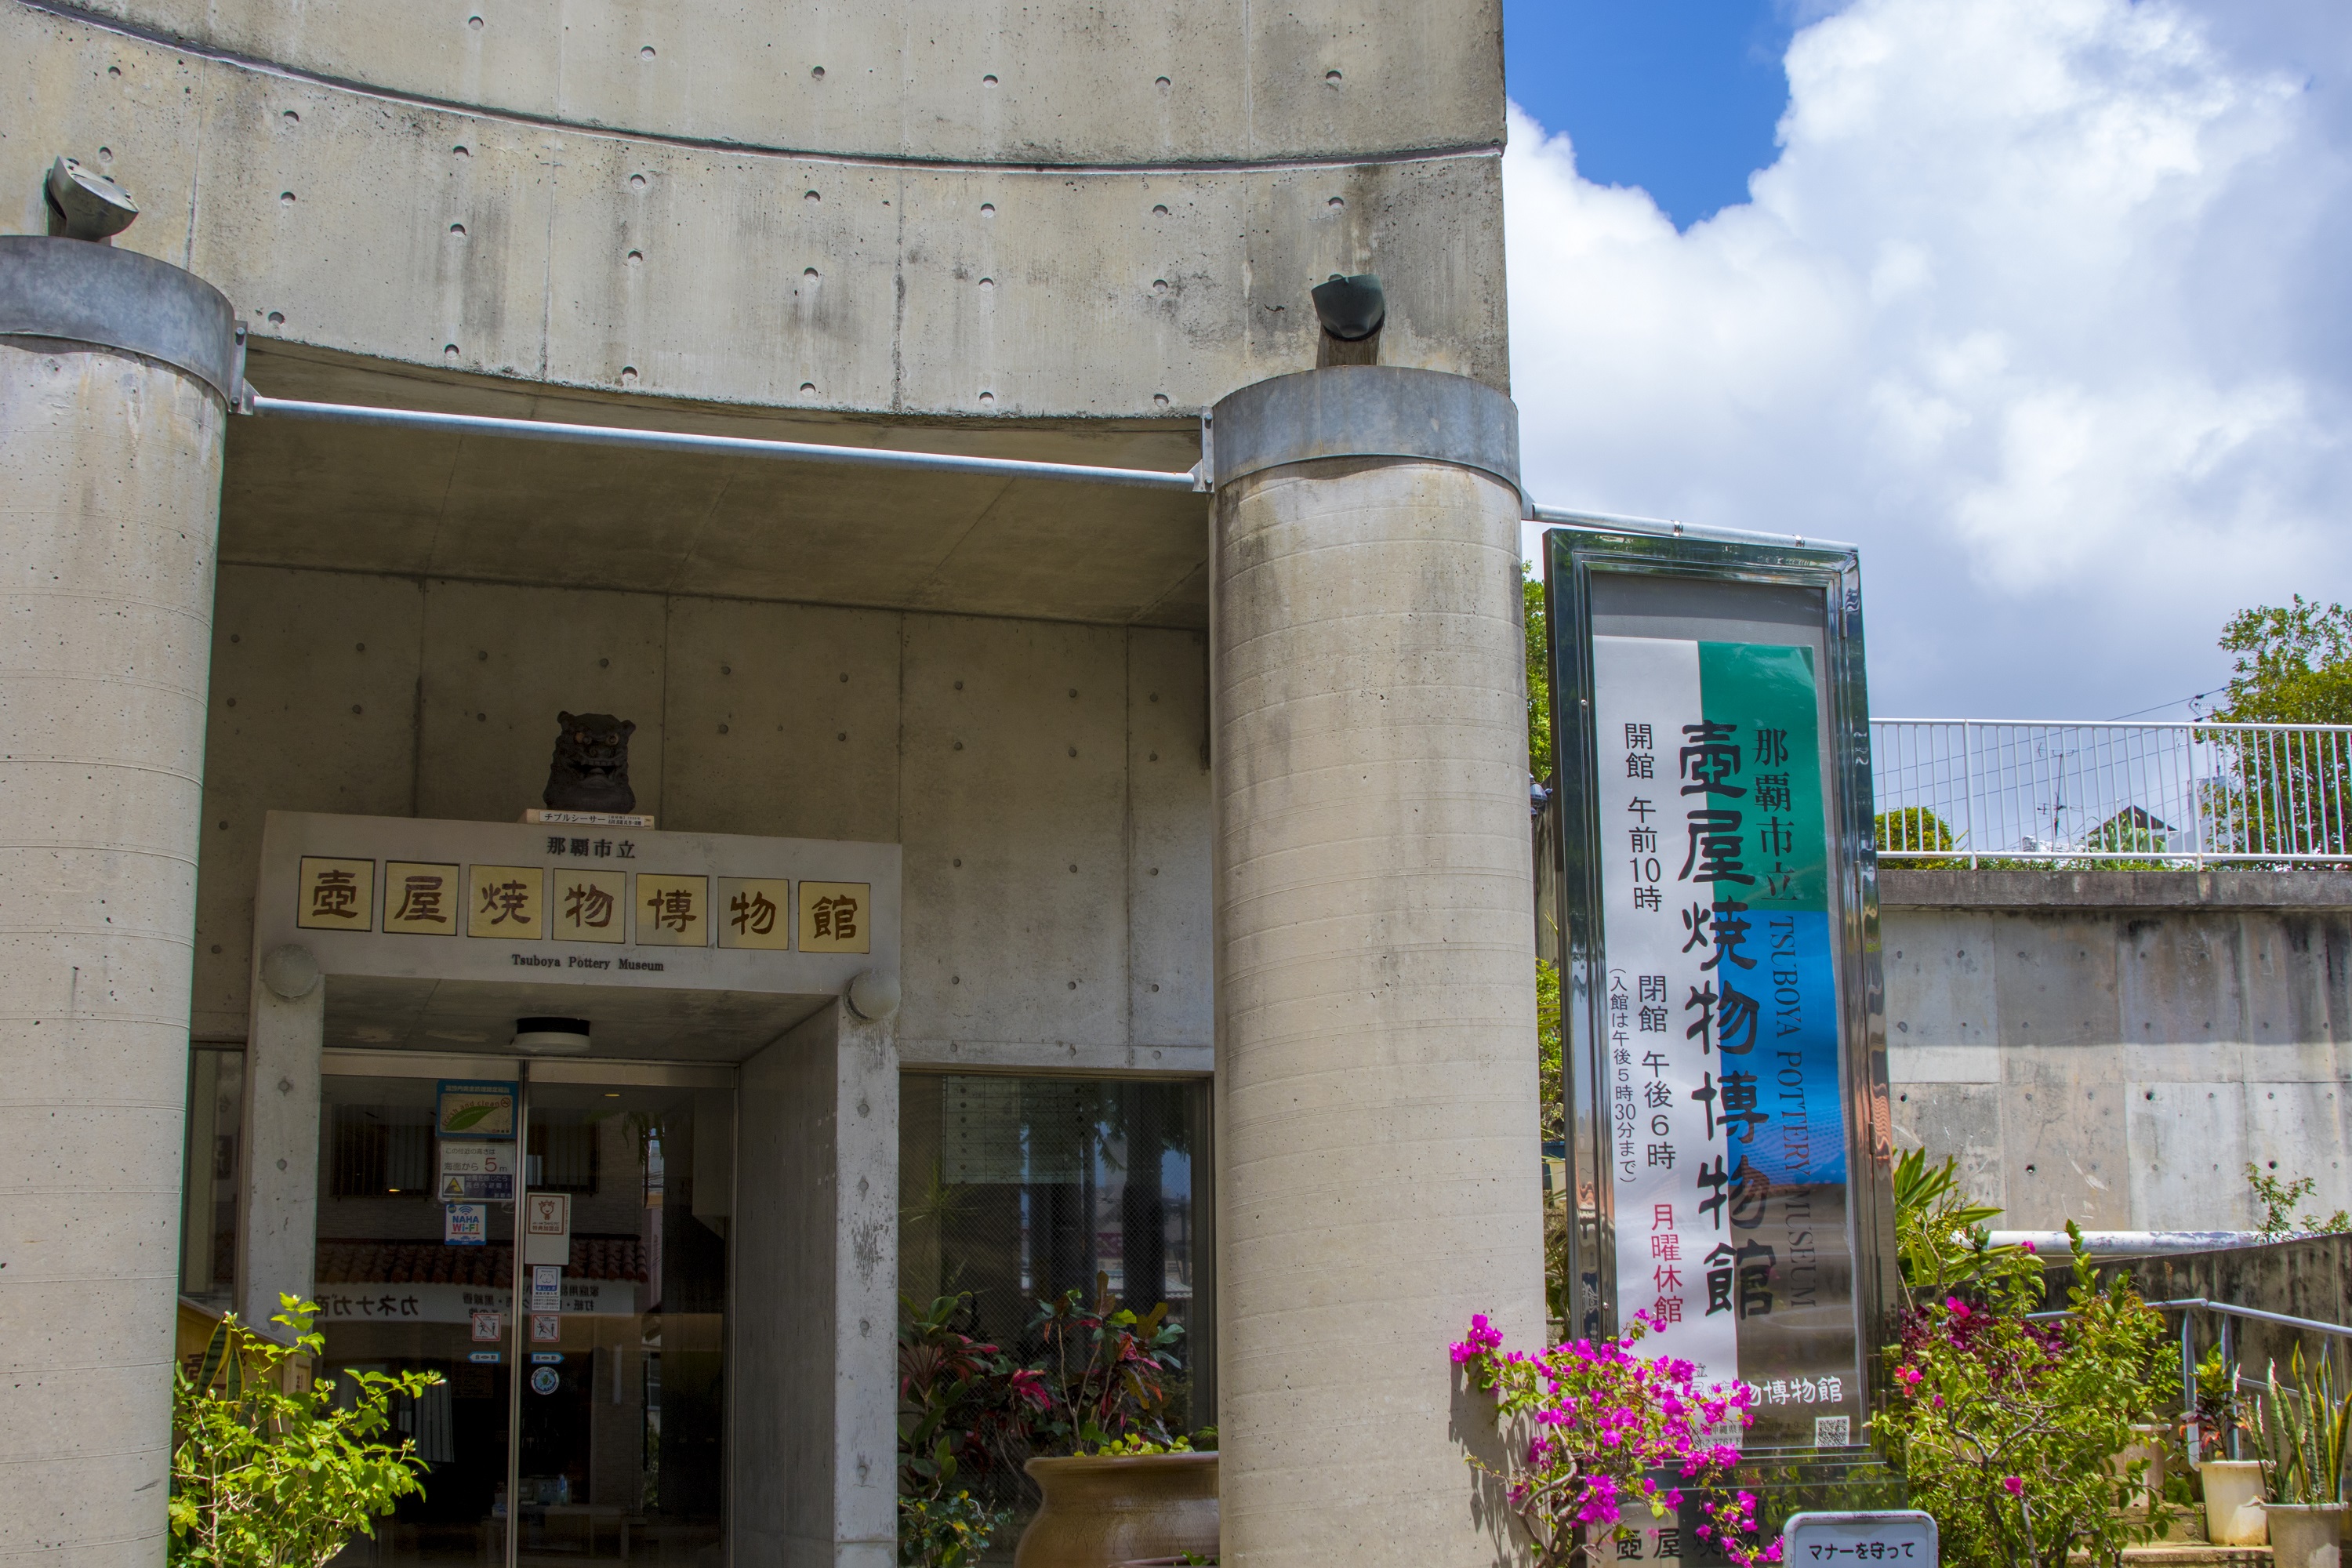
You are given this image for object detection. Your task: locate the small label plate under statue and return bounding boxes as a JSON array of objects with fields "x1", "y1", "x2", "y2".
[{"x1": 523, "y1": 808, "x2": 655, "y2": 828}]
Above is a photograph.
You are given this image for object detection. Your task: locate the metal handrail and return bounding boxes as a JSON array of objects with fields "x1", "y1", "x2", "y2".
[
  {"x1": 2028, "y1": 1296, "x2": 2352, "y2": 1339},
  {"x1": 2024, "y1": 1295, "x2": 2352, "y2": 1463}
]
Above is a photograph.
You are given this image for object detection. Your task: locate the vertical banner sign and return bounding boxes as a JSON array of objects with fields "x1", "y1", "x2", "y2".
[{"x1": 1592, "y1": 633, "x2": 1858, "y2": 1449}]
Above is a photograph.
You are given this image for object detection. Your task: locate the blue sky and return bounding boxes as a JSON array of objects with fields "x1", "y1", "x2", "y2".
[
  {"x1": 1499, "y1": 0, "x2": 2352, "y2": 721},
  {"x1": 1502, "y1": 0, "x2": 1796, "y2": 230}
]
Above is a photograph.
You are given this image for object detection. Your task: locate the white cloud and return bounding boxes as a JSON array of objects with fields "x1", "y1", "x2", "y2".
[{"x1": 1507, "y1": 0, "x2": 2352, "y2": 717}]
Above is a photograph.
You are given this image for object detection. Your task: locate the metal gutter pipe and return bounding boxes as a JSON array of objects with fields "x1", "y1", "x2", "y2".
[
  {"x1": 248, "y1": 394, "x2": 1210, "y2": 492},
  {"x1": 242, "y1": 399, "x2": 1845, "y2": 554},
  {"x1": 243, "y1": 399, "x2": 1853, "y2": 557},
  {"x1": 1987, "y1": 1229, "x2": 2270, "y2": 1257}
]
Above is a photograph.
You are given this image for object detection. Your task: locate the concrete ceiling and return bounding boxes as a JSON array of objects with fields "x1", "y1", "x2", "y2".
[
  {"x1": 225, "y1": 342, "x2": 1211, "y2": 629},
  {"x1": 324, "y1": 973, "x2": 830, "y2": 1062}
]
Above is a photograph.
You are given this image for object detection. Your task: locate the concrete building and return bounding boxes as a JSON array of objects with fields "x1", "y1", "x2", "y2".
[{"x1": 2, "y1": 2, "x2": 1541, "y2": 1566}]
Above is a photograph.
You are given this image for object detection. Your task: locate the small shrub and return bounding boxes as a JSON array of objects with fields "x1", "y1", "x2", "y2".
[
  {"x1": 169, "y1": 1297, "x2": 441, "y2": 1568},
  {"x1": 1875, "y1": 1225, "x2": 2173, "y2": 1568},
  {"x1": 1452, "y1": 1312, "x2": 1774, "y2": 1568}
]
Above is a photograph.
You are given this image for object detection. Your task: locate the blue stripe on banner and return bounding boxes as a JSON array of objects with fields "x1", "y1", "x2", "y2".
[{"x1": 1747, "y1": 908, "x2": 1845, "y2": 1186}]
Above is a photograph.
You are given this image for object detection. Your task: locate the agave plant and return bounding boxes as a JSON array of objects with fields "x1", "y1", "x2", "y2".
[{"x1": 2246, "y1": 1345, "x2": 2352, "y2": 1506}]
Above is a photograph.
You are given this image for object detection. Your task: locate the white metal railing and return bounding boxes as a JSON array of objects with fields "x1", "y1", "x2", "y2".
[{"x1": 1870, "y1": 720, "x2": 2352, "y2": 867}]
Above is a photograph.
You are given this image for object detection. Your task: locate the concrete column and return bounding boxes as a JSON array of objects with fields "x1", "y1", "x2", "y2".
[
  {"x1": 238, "y1": 945, "x2": 326, "y2": 1330},
  {"x1": 733, "y1": 998, "x2": 899, "y2": 1568},
  {"x1": 1208, "y1": 367, "x2": 1545, "y2": 1567},
  {"x1": 0, "y1": 237, "x2": 241, "y2": 1565}
]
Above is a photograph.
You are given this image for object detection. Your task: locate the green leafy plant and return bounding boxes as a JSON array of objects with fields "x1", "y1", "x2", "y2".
[
  {"x1": 2245, "y1": 1345, "x2": 2352, "y2": 1505},
  {"x1": 2189, "y1": 1345, "x2": 2241, "y2": 1464},
  {"x1": 897, "y1": 1491, "x2": 1004, "y2": 1568},
  {"x1": 1892, "y1": 1149, "x2": 2033, "y2": 1306},
  {"x1": 169, "y1": 1296, "x2": 441, "y2": 1568},
  {"x1": 2249, "y1": 1166, "x2": 2352, "y2": 1239},
  {"x1": 1027, "y1": 1272, "x2": 1187, "y2": 1454},
  {"x1": 1875, "y1": 1225, "x2": 2174, "y2": 1568},
  {"x1": 895, "y1": 1293, "x2": 1043, "y2": 1568}
]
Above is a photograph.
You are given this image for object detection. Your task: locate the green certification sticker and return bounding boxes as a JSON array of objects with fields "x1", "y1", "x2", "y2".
[{"x1": 436, "y1": 1080, "x2": 518, "y2": 1140}]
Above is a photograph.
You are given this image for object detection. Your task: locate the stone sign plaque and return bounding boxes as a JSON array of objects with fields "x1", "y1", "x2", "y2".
[
  {"x1": 297, "y1": 857, "x2": 376, "y2": 932},
  {"x1": 635, "y1": 874, "x2": 710, "y2": 947},
  {"x1": 384, "y1": 862, "x2": 459, "y2": 935},
  {"x1": 256, "y1": 811, "x2": 900, "y2": 1000},
  {"x1": 717, "y1": 877, "x2": 793, "y2": 950},
  {"x1": 551, "y1": 869, "x2": 626, "y2": 943},
  {"x1": 797, "y1": 880, "x2": 871, "y2": 954}
]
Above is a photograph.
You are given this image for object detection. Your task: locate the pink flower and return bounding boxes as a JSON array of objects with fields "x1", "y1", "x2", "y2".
[
  {"x1": 2002, "y1": 1476, "x2": 2024, "y2": 1497},
  {"x1": 1895, "y1": 1366, "x2": 1922, "y2": 1389},
  {"x1": 2020, "y1": 1240, "x2": 2038, "y2": 1254}
]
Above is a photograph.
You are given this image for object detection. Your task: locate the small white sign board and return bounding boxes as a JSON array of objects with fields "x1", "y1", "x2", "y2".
[
  {"x1": 523, "y1": 1192, "x2": 571, "y2": 1265},
  {"x1": 438, "y1": 1141, "x2": 516, "y2": 1202},
  {"x1": 530, "y1": 1264, "x2": 562, "y2": 1312},
  {"x1": 1781, "y1": 1511, "x2": 1938, "y2": 1568}
]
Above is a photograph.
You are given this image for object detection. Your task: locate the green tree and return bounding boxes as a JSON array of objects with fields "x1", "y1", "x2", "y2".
[
  {"x1": 2212, "y1": 598, "x2": 2352, "y2": 725},
  {"x1": 1524, "y1": 561, "x2": 1552, "y2": 782},
  {"x1": 1875, "y1": 807, "x2": 1967, "y2": 868},
  {"x1": 170, "y1": 1298, "x2": 441, "y2": 1568},
  {"x1": 2204, "y1": 600, "x2": 2352, "y2": 857}
]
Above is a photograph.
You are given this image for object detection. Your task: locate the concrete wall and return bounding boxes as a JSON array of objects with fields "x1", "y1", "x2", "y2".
[
  {"x1": 1883, "y1": 869, "x2": 2352, "y2": 1232},
  {"x1": 192, "y1": 564, "x2": 1215, "y2": 1075},
  {"x1": 3, "y1": 0, "x2": 1508, "y2": 418}
]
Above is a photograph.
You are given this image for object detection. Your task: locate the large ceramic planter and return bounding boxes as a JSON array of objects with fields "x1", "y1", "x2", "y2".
[
  {"x1": 2202, "y1": 1459, "x2": 2267, "y2": 1545},
  {"x1": 1015, "y1": 1453, "x2": 1218, "y2": 1568},
  {"x1": 2267, "y1": 1503, "x2": 2347, "y2": 1568}
]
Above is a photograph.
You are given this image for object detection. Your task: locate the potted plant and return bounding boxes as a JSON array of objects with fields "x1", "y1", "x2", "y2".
[
  {"x1": 2247, "y1": 1347, "x2": 2352, "y2": 1568},
  {"x1": 2181, "y1": 1342, "x2": 2263, "y2": 1545},
  {"x1": 1013, "y1": 1276, "x2": 1217, "y2": 1568},
  {"x1": 1451, "y1": 1310, "x2": 1774, "y2": 1568}
]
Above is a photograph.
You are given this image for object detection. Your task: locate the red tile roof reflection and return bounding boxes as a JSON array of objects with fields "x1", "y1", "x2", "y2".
[{"x1": 314, "y1": 1236, "x2": 648, "y2": 1286}]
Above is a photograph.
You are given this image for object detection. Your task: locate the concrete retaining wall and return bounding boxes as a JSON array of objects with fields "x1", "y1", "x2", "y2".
[{"x1": 1884, "y1": 869, "x2": 2352, "y2": 1233}]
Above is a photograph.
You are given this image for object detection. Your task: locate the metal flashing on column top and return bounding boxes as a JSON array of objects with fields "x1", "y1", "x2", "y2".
[
  {"x1": 1207, "y1": 365, "x2": 1523, "y2": 505},
  {"x1": 0, "y1": 235, "x2": 243, "y2": 405}
]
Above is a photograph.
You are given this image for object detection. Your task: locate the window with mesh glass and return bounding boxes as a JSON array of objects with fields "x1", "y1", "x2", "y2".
[{"x1": 898, "y1": 1073, "x2": 1212, "y2": 1439}]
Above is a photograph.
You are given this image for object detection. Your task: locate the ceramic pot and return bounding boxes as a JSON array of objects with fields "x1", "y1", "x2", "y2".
[
  {"x1": 2267, "y1": 1504, "x2": 2347, "y2": 1568},
  {"x1": 2202, "y1": 1459, "x2": 2267, "y2": 1545},
  {"x1": 1015, "y1": 1453, "x2": 1218, "y2": 1568}
]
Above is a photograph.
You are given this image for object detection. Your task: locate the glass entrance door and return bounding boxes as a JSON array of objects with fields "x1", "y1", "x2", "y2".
[{"x1": 315, "y1": 1055, "x2": 731, "y2": 1567}]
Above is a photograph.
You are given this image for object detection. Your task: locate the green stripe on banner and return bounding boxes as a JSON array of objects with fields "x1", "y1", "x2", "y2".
[{"x1": 1696, "y1": 643, "x2": 1824, "y2": 909}]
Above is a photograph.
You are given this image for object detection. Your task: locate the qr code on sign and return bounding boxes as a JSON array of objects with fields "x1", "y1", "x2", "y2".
[{"x1": 1815, "y1": 1415, "x2": 1852, "y2": 1447}]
